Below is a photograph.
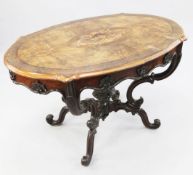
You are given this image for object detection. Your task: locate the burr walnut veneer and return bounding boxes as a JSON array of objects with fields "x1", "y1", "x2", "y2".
[{"x1": 4, "y1": 14, "x2": 186, "y2": 166}]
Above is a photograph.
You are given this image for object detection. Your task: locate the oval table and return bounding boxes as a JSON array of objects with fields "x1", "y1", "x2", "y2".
[{"x1": 4, "y1": 14, "x2": 186, "y2": 166}]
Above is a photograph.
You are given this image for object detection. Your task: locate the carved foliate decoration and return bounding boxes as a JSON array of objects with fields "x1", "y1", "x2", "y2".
[
  {"x1": 80, "y1": 76, "x2": 121, "y2": 121},
  {"x1": 136, "y1": 65, "x2": 149, "y2": 77},
  {"x1": 31, "y1": 81, "x2": 48, "y2": 94},
  {"x1": 87, "y1": 118, "x2": 99, "y2": 130},
  {"x1": 9, "y1": 71, "x2": 16, "y2": 81}
]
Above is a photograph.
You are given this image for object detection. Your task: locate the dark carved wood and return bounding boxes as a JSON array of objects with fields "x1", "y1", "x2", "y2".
[
  {"x1": 46, "y1": 106, "x2": 69, "y2": 126},
  {"x1": 163, "y1": 52, "x2": 175, "y2": 65},
  {"x1": 9, "y1": 71, "x2": 16, "y2": 81},
  {"x1": 62, "y1": 81, "x2": 84, "y2": 115},
  {"x1": 136, "y1": 65, "x2": 149, "y2": 77},
  {"x1": 81, "y1": 117, "x2": 99, "y2": 166},
  {"x1": 31, "y1": 81, "x2": 48, "y2": 94},
  {"x1": 8, "y1": 43, "x2": 183, "y2": 166}
]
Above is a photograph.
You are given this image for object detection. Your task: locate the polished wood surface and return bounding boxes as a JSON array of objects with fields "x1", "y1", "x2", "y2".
[{"x1": 4, "y1": 14, "x2": 186, "y2": 82}]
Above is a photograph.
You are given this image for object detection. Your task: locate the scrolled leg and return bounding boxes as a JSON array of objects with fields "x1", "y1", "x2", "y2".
[
  {"x1": 81, "y1": 117, "x2": 99, "y2": 166},
  {"x1": 126, "y1": 77, "x2": 161, "y2": 129},
  {"x1": 125, "y1": 48, "x2": 182, "y2": 129},
  {"x1": 46, "y1": 106, "x2": 69, "y2": 126},
  {"x1": 138, "y1": 109, "x2": 161, "y2": 129}
]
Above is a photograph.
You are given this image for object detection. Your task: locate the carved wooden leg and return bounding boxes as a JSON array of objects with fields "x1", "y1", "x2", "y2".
[
  {"x1": 46, "y1": 106, "x2": 69, "y2": 126},
  {"x1": 126, "y1": 75, "x2": 161, "y2": 129},
  {"x1": 125, "y1": 50, "x2": 181, "y2": 129},
  {"x1": 81, "y1": 117, "x2": 99, "y2": 166}
]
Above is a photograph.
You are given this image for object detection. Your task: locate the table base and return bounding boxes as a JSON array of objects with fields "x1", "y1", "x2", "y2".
[{"x1": 42, "y1": 49, "x2": 181, "y2": 166}]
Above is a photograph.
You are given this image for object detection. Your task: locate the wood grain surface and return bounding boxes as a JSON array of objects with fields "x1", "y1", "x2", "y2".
[{"x1": 4, "y1": 13, "x2": 186, "y2": 82}]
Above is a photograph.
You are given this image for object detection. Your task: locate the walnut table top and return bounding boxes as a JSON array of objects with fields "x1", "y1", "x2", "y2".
[{"x1": 4, "y1": 13, "x2": 186, "y2": 82}]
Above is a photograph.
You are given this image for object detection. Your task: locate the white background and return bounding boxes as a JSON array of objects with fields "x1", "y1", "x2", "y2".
[{"x1": 0, "y1": 0, "x2": 193, "y2": 175}]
